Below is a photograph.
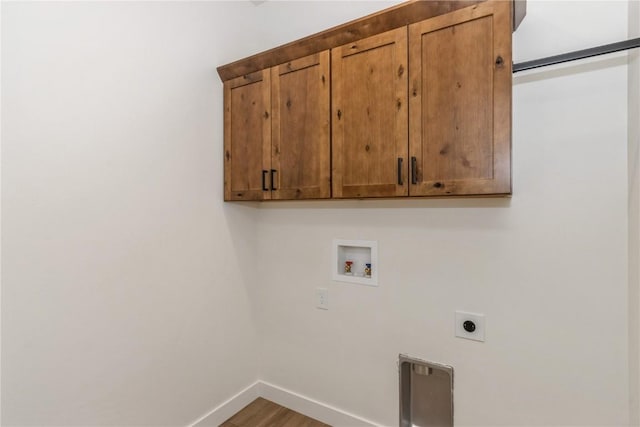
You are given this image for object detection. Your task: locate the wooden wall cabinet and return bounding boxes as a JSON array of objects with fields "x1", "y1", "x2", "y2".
[
  {"x1": 220, "y1": 0, "x2": 523, "y2": 201},
  {"x1": 224, "y1": 69, "x2": 270, "y2": 201},
  {"x1": 332, "y1": 27, "x2": 408, "y2": 198},
  {"x1": 408, "y1": 1, "x2": 512, "y2": 197},
  {"x1": 224, "y1": 52, "x2": 330, "y2": 201}
]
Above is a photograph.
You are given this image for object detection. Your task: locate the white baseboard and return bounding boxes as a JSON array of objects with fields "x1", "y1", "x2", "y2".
[
  {"x1": 189, "y1": 381, "x2": 260, "y2": 427},
  {"x1": 189, "y1": 380, "x2": 380, "y2": 427},
  {"x1": 258, "y1": 381, "x2": 380, "y2": 427}
]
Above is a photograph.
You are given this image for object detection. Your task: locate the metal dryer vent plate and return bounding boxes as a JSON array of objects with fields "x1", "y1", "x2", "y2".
[{"x1": 399, "y1": 354, "x2": 453, "y2": 427}]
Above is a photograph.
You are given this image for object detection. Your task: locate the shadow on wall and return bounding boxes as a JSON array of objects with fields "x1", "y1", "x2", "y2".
[
  {"x1": 221, "y1": 201, "x2": 261, "y2": 311},
  {"x1": 254, "y1": 198, "x2": 511, "y2": 211},
  {"x1": 222, "y1": 201, "x2": 260, "y2": 278},
  {"x1": 245, "y1": 198, "x2": 513, "y2": 233}
]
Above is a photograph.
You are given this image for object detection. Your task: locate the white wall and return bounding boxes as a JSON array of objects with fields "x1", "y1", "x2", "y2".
[
  {"x1": 1, "y1": 2, "x2": 264, "y2": 425},
  {"x1": 629, "y1": 0, "x2": 640, "y2": 424},
  {"x1": 1, "y1": 1, "x2": 634, "y2": 426},
  {"x1": 253, "y1": 1, "x2": 630, "y2": 425}
]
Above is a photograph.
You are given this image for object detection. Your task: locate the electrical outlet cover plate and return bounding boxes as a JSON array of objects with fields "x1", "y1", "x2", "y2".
[
  {"x1": 316, "y1": 288, "x2": 329, "y2": 310},
  {"x1": 455, "y1": 311, "x2": 485, "y2": 342}
]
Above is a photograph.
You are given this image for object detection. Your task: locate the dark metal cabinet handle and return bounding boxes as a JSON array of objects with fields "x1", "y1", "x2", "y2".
[
  {"x1": 270, "y1": 169, "x2": 277, "y2": 191},
  {"x1": 397, "y1": 158, "x2": 403, "y2": 185},
  {"x1": 262, "y1": 170, "x2": 269, "y2": 191},
  {"x1": 411, "y1": 157, "x2": 417, "y2": 185}
]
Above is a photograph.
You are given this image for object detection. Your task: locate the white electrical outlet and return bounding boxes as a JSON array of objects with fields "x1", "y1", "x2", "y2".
[
  {"x1": 455, "y1": 311, "x2": 485, "y2": 342},
  {"x1": 316, "y1": 288, "x2": 329, "y2": 310}
]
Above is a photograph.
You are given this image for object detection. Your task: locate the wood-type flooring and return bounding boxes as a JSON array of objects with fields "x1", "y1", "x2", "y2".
[{"x1": 220, "y1": 397, "x2": 330, "y2": 427}]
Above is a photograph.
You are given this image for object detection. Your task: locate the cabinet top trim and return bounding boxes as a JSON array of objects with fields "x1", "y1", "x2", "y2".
[{"x1": 217, "y1": 0, "x2": 525, "y2": 82}]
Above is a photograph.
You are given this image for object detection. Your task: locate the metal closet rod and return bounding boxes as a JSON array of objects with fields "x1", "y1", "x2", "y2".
[{"x1": 513, "y1": 37, "x2": 640, "y2": 73}]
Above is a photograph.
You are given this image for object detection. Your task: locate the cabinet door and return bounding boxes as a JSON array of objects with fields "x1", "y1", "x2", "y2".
[
  {"x1": 271, "y1": 51, "x2": 330, "y2": 200},
  {"x1": 409, "y1": 1, "x2": 512, "y2": 196},
  {"x1": 224, "y1": 69, "x2": 271, "y2": 201},
  {"x1": 332, "y1": 27, "x2": 408, "y2": 198}
]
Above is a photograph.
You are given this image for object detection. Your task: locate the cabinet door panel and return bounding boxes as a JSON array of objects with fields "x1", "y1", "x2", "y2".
[
  {"x1": 332, "y1": 27, "x2": 408, "y2": 198},
  {"x1": 409, "y1": 1, "x2": 512, "y2": 196},
  {"x1": 224, "y1": 70, "x2": 271, "y2": 201},
  {"x1": 272, "y1": 51, "x2": 330, "y2": 200}
]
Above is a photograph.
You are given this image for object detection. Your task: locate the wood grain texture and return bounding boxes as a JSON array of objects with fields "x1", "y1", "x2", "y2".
[
  {"x1": 223, "y1": 0, "x2": 519, "y2": 201},
  {"x1": 224, "y1": 69, "x2": 271, "y2": 201},
  {"x1": 408, "y1": 0, "x2": 512, "y2": 196},
  {"x1": 220, "y1": 397, "x2": 330, "y2": 427},
  {"x1": 420, "y1": 16, "x2": 493, "y2": 181},
  {"x1": 332, "y1": 27, "x2": 408, "y2": 198},
  {"x1": 217, "y1": 0, "x2": 493, "y2": 82},
  {"x1": 271, "y1": 51, "x2": 331, "y2": 200}
]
